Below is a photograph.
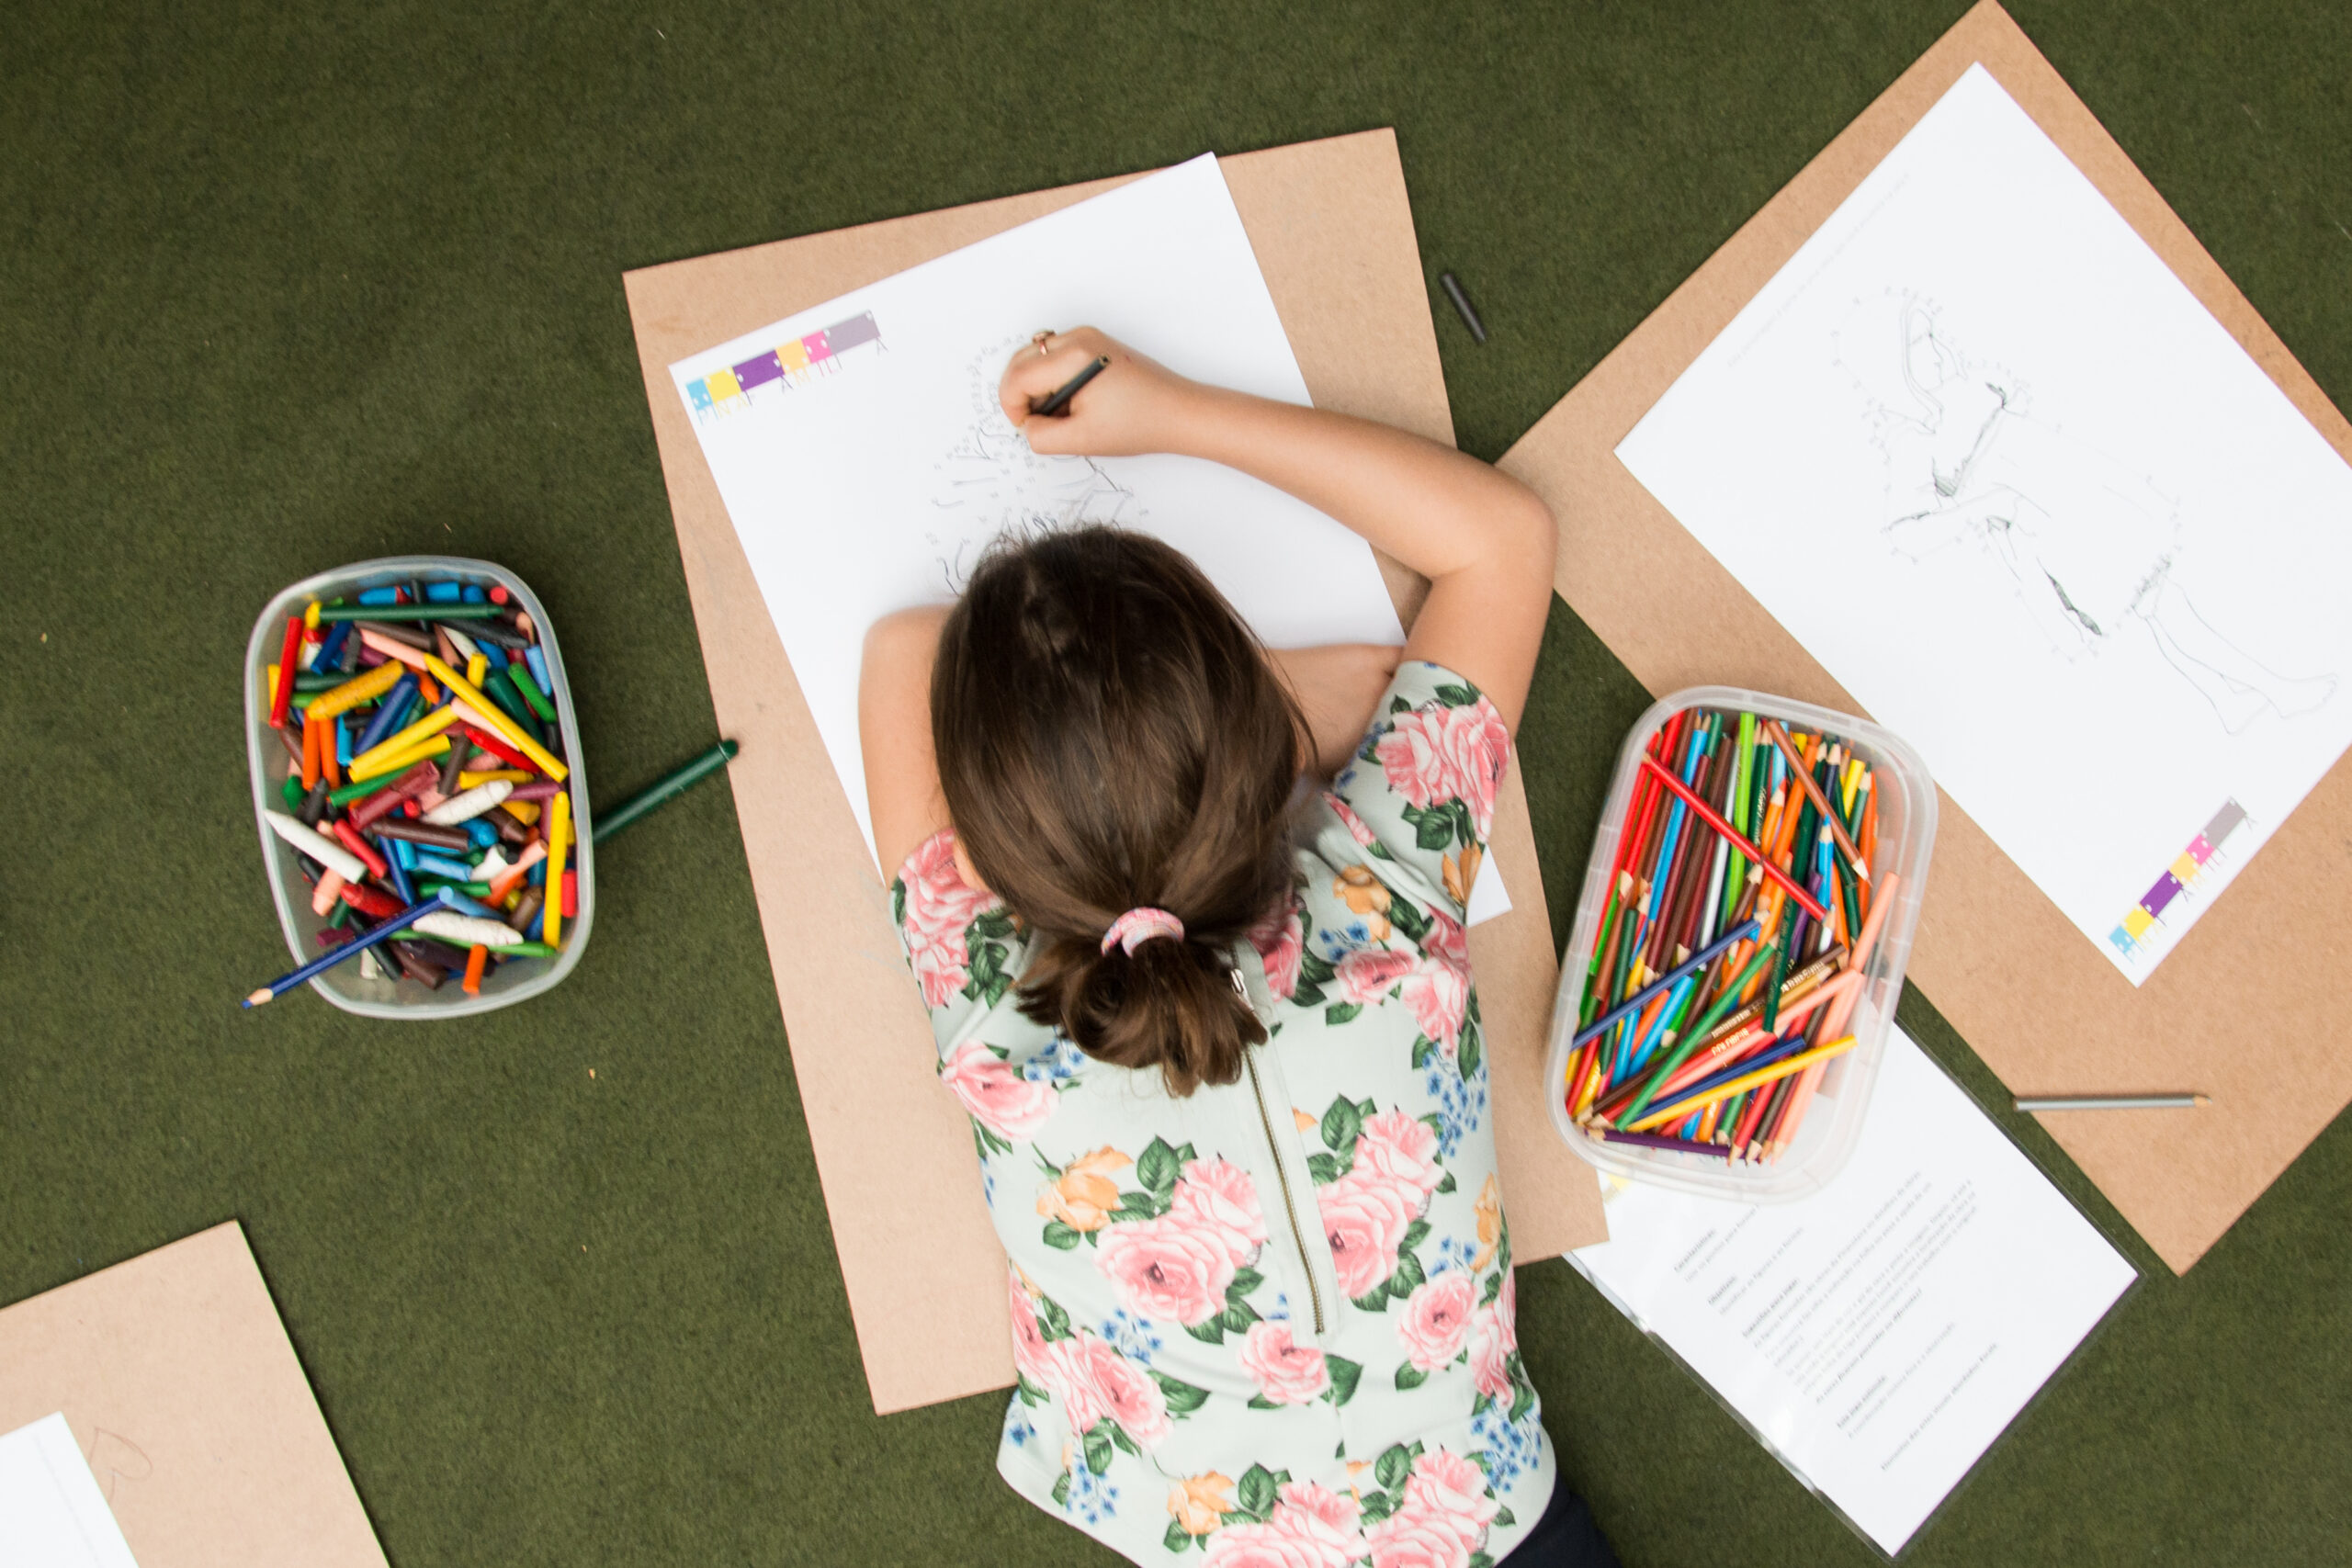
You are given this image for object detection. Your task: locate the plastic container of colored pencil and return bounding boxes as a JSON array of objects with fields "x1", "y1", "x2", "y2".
[
  {"x1": 243, "y1": 557, "x2": 594, "y2": 1017},
  {"x1": 1544, "y1": 687, "x2": 1935, "y2": 1201}
]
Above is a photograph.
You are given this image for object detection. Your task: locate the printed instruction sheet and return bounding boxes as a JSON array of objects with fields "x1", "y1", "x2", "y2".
[
  {"x1": 0, "y1": 1413, "x2": 141, "y2": 1568},
  {"x1": 1570, "y1": 1026, "x2": 2135, "y2": 1554},
  {"x1": 1616, "y1": 65, "x2": 2352, "y2": 982},
  {"x1": 670, "y1": 152, "x2": 1509, "y2": 921}
]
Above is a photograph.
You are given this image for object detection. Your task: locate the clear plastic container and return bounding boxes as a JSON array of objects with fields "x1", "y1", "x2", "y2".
[
  {"x1": 1544, "y1": 686, "x2": 1935, "y2": 1201},
  {"x1": 243, "y1": 556, "x2": 593, "y2": 1018}
]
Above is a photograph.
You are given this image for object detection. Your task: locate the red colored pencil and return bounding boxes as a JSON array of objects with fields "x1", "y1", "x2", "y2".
[{"x1": 1639, "y1": 755, "x2": 1828, "y2": 922}]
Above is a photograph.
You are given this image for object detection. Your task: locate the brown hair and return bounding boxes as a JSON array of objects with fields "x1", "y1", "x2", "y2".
[{"x1": 933, "y1": 525, "x2": 1306, "y2": 1094}]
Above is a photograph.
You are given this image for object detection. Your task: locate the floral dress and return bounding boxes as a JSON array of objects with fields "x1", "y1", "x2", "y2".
[{"x1": 892, "y1": 661, "x2": 1552, "y2": 1568}]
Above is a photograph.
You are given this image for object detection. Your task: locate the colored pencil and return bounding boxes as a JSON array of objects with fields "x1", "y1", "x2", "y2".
[
  {"x1": 1573, "y1": 919, "x2": 1760, "y2": 1049},
  {"x1": 1759, "y1": 718, "x2": 1868, "y2": 881},
  {"x1": 243, "y1": 890, "x2": 453, "y2": 1006},
  {"x1": 1594, "y1": 1128, "x2": 1732, "y2": 1159},
  {"x1": 1625, "y1": 1034, "x2": 1860, "y2": 1134},
  {"x1": 1030, "y1": 355, "x2": 1110, "y2": 417},
  {"x1": 2014, "y1": 1094, "x2": 2209, "y2": 1111},
  {"x1": 1639, "y1": 756, "x2": 1828, "y2": 922}
]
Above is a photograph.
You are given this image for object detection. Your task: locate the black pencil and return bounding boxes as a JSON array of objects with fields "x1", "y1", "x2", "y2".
[{"x1": 1031, "y1": 355, "x2": 1109, "y2": 417}]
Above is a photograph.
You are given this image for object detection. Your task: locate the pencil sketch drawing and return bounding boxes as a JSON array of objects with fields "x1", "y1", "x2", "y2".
[
  {"x1": 1838, "y1": 291, "x2": 2338, "y2": 735},
  {"x1": 923, "y1": 336, "x2": 1143, "y2": 592}
]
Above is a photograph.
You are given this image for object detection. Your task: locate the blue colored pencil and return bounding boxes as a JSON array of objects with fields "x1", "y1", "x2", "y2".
[
  {"x1": 243, "y1": 889, "x2": 453, "y2": 1007},
  {"x1": 1573, "y1": 918, "x2": 1761, "y2": 1049}
]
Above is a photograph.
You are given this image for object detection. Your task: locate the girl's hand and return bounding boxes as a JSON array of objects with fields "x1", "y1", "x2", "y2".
[{"x1": 999, "y1": 327, "x2": 1198, "y2": 457}]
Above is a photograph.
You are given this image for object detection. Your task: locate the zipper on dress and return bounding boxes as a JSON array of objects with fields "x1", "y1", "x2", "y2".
[{"x1": 1242, "y1": 1043, "x2": 1327, "y2": 1337}]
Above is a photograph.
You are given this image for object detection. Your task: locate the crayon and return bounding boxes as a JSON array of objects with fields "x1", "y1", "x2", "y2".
[
  {"x1": 593, "y1": 739, "x2": 739, "y2": 843},
  {"x1": 542, "y1": 788, "x2": 571, "y2": 946},
  {"x1": 1437, "y1": 272, "x2": 1488, "y2": 344}
]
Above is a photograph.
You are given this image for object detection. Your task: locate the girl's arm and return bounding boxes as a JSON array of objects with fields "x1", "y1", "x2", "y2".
[
  {"x1": 860, "y1": 605, "x2": 952, "y2": 882},
  {"x1": 1002, "y1": 329, "x2": 1556, "y2": 730}
]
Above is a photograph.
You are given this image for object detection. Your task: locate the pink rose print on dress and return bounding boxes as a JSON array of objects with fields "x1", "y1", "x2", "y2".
[
  {"x1": 1008, "y1": 1269, "x2": 1055, "y2": 1387},
  {"x1": 896, "y1": 830, "x2": 1001, "y2": 1008},
  {"x1": 1364, "y1": 1511, "x2": 1469, "y2": 1568},
  {"x1": 1043, "y1": 1337, "x2": 1108, "y2": 1435},
  {"x1": 1337, "y1": 947, "x2": 1414, "y2": 1006},
  {"x1": 1399, "y1": 1449, "x2": 1500, "y2": 1553},
  {"x1": 1247, "y1": 894, "x2": 1306, "y2": 1001},
  {"x1": 1238, "y1": 1319, "x2": 1329, "y2": 1405},
  {"x1": 1374, "y1": 696, "x2": 1510, "y2": 841},
  {"x1": 1068, "y1": 1333, "x2": 1172, "y2": 1449},
  {"x1": 938, "y1": 1039, "x2": 1057, "y2": 1141},
  {"x1": 1171, "y1": 1158, "x2": 1269, "y2": 1264},
  {"x1": 1469, "y1": 1302, "x2": 1512, "y2": 1402},
  {"x1": 1472, "y1": 1265, "x2": 1521, "y2": 1401},
  {"x1": 1204, "y1": 1481, "x2": 1364, "y2": 1568},
  {"x1": 1323, "y1": 790, "x2": 1381, "y2": 850},
  {"x1": 1355, "y1": 1110, "x2": 1442, "y2": 1200},
  {"x1": 1396, "y1": 1272, "x2": 1476, "y2": 1371},
  {"x1": 1316, "y1": 1167, "x2": 1419, "y2": 1299},
  {"x1": 1396, "y1": 908, "x2": 1472, "y2": 1058},
  {"x1": 1095, "y1": 1213, "x2": 1238, "y2": 1325}
]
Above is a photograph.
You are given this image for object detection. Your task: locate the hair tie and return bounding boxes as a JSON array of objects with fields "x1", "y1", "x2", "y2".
[{"x1": 1102, "y1": 908, "x2": 1184, "y2": 956}]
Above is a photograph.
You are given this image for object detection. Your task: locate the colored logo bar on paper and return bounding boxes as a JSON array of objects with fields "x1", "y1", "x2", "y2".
[
  {"x1": 686, "y1": 311, "x2": 884, "y2": 416},
  {"x1": 2108, "y1": 799, "x2": 2250, "y2": 960}
]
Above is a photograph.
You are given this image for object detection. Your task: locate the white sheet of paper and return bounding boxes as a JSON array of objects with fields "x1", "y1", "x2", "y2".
[
  {"x1": 672, "y1": 152, "x2": 1507, "y2": 919},
  {"x1": 1616, "y1": 65, "x2": 2352, "y2": 983},
  {"x1": 1570, "y1": 1026, "x2": 2134, "y2": 1554},
  {"x1": 0, "y1": 1414, "x2": 141, "y2": 1568}
]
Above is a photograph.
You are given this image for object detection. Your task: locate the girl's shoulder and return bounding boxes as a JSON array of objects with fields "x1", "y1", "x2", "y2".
[
  {"x1": 1310, "y1": 659, "x2": 1511, "y2": 927},
  {"x1": 889, "y1": 828, "x2": 1038, "y2": 1054}
]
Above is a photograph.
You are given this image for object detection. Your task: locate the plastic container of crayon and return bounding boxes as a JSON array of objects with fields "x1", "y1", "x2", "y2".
[
  {"x1": 243, "y1": 556, "x2": 594, "y2": 1018},
  {"x1": 1544, "y1": 686, "x2": 1934, "y2": 1202}
]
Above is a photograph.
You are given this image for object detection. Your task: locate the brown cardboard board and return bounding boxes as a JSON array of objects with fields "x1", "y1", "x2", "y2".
[
  {"x1": 624, "y1": 129, "x2": 1607, "y2": 1415},
  {"x1": 0, "y1": 1224, "x2": 388, "y2": 1568},
  {"x1": 1499, "y1": 2, "x2": 2352, "y2": 1275}
]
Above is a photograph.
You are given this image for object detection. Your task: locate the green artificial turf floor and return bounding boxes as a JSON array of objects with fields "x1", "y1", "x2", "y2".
[{"x1": 5, "y1": 1, "x2": 2349, "y2": 1562}]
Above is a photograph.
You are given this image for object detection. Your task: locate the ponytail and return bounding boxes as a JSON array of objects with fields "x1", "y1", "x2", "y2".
[{"x1": 1023, "y1": 931, "x2": 1266, "y2": 1095}]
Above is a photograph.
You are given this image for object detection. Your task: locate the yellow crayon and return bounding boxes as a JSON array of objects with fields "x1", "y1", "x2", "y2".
[
  {"x1": 458, "y1": 769, "x2": 532, "y2": 790},
  {"x1": 305, "y1": 660, "x2": 405, "y2": 722},
  {"x1": 424, "y1": 655, "x2": 567, "y2": 781},
  {"x1": 466, "y1": 652, "x2": 488, "y2": 688},
  {"x1": 348, "y1": 733, "x2": 452, "y2": 782},
  {"x1": 543, "y1": 789, "x2": 571, "y2": 946}
]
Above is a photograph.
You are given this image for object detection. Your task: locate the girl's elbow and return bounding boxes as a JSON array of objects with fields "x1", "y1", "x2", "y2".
[{"x1": 1505, "y1": 487, "x2": 1558, "y2": 582}]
